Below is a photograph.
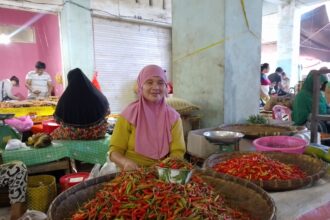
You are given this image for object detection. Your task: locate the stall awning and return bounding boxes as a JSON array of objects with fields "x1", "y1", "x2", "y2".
[{"x1": 300, "y1": 5, "x2": 330, "y2": 62}]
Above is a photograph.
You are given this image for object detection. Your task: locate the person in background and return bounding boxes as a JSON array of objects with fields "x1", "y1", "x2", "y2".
[
  {"x1": 325, "y1": 79, "x2": 330, "y2": 105},
  {"x1": 292, "y1": 69, "x2": 329, "y2": 126},
  {"x1": 0, "y1": 161, "x2": 27, "y2": 220},
  {"x1": 260, "y1": 63, "x2": 271, "y2": 106},
  {"x1": 110, "y1": 65, "x2": 185, "y2": 170},
  {"x1": 0, "y1": 76, "x2": 20, "y2": 101},
  {"x1": 51, "y1": 68, "x2": 110, "y2": 140},
  {"x1": 280, "y1": 72, "x2": 290, "y2": 94},
  {"x1": 268, "y1": 67, "x2": 284, "y2": 95},
  {"x1": 25, "y1": 61, "x2": 53, "y2": 99}
]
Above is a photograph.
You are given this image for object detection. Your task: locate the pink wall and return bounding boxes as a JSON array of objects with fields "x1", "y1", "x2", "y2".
[{"x1": 0, "y1": 7, "x2": 62, "y2": 98}]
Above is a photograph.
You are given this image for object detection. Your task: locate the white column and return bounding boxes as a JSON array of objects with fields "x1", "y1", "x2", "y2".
[
  {"x1": 223, "y1": 0, "x2": 263, "y2": 124},
  {"x1": 277, "y1": 0, "x2": 300, "y2": 86},
  {"x1": 172, "y1": 0, "x2": 263, "y2": 127},
  {"x1": 60, "y1": 0, "x2": 94, "y2": 82}
]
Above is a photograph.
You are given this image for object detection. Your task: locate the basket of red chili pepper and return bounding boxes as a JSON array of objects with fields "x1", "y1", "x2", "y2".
[
  {"x1": 156, "y1": 158, "x2": 193, "y2": 184},
  {"x1": 203, "y1": 152, "x2": 327, "y2": 191},
  {"x1": 48, "y1": 169, "x2": 276, "y2": 220}
]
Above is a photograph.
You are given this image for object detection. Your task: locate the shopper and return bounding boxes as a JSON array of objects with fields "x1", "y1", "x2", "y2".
[
  {"x1": 0, "y1": 76, "x2": 20, "y2": 101},
  {"x1": 0, "y1": 161, "x2": 27, "y2": 220},
  {"x1": 268, "y1": 67, "x2": 284, "y2": 94},
  {"x1": 51, "y1": 68, "x2": 110, "y2": 140},
  {"x1": 109, "y1": 65, "x2": 185, "y2": 170},
  {"x1": 280, "y1": 72, "x2": 290, "y2": 94},
  {"x1": 260, "y1": 63, "x2": 271, "y2": 106},
  {"x1": 25, "y1": 61, "x2": 53, "y2": 99},
  {"x1": 292, "y1": 69, "x2": 329, "y2": 125}
]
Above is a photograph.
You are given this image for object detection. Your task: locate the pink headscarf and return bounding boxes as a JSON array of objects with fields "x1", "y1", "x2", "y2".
[{"x1": 121, "y1": 65, "x2": 179, "y2": 160}]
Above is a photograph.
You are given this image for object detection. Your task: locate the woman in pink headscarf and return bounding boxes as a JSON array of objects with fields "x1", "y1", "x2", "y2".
[{"x1": 109, "y1": 65, "x2": 185, "y2": 170}]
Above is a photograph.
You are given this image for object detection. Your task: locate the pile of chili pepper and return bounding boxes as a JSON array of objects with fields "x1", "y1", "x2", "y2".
[
  {"x1": 157, "y1": 158, "x2": 193, "y2": 170},
  {"x1": 212, "y1": 153, "x2": 307, "y2": 181},
  {"x1": 72, "y1": 169, "x2": 252, "y2": 220}
]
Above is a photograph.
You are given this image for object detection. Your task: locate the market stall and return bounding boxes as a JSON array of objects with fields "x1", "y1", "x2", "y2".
[
  {"x1": 184, "y1": 123, "x2": 330, "y2": 219},
  {"x1": 1, "y1": 135, "x2": 110, "y2": 168},
  {"x1": 0, "y1": 99, "x2": 58, "y2": 123}
]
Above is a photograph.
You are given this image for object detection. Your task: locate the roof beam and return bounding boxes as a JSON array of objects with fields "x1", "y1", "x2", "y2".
[{"x1": 264, "y1": 0, "x2": 290, "y2": 5}]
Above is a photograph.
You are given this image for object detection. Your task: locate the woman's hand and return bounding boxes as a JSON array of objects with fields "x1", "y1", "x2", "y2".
[
  {"x1": 110, "y1": 152, "x2": 139, "y2": 171},
  {"x1": 122, "y1": 159, "x2": 139, "y2": 171}
]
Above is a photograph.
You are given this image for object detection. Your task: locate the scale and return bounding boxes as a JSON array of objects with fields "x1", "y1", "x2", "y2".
[
  {"x1": 0, "y1": 114, "x2": 21, "y2": 150},
  {"x1": 203, "y1": 130, "x2": 244, "y2": 153}
]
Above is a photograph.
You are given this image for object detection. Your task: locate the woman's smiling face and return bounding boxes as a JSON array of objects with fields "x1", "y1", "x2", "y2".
[{"x1": 142, "y1": 76, "x2": 166, "y2": 103}]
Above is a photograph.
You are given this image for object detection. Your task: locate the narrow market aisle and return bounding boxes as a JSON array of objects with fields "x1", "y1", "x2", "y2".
[
  {"x1": 271, "y1": 175, "x2": 330, "y2": 220},
  {"x1": 298, "y1": 201, "x2": 330, "y2": 220}
]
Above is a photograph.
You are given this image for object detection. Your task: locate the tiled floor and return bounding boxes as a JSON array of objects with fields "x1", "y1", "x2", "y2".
[{"x1": 0, "y1": 207, "x2": 10, "y2": 220}]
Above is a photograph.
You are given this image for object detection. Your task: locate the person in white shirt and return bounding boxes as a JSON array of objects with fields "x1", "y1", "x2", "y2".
[
  {"x1": 25, "y1": 61, "x2": 53, "y2": 99},
  {"x1": 0, "y1": 76, "x2": 20, "y2": 102}
]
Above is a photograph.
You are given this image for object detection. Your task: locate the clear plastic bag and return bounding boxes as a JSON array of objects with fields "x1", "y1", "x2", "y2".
[
  {"x1": 87, "y1": 163, "x2": 102, "y2": 180},
  {"x1": 18, "y1": 210, "x2": 47, "y2": 220},
  {"x1": 99, "y1": 156, "x2": 118, "y2": 176},
  {"x1": 87, "y1": 154, "x2": 118, "y2": 180},
  {"x1": 5, "y1": 139, "x2": 28, "y2": 151}
]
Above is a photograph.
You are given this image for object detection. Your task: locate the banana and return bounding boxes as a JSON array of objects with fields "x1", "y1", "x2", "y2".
[
  {"x1": 304, "y1": 145, "x2": 330, "y2": 163},
  {"x1": 26, "y1": 133, "x2": 52, "y2": 148}
]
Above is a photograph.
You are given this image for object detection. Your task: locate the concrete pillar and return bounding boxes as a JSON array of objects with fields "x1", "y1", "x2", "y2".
[
  {"x1": 277, "y1": 0, "x2": 300, "y2": 86},
  {"x1": 172, "y1": 0, "x2": 263, "y2": 127},
  {"x1": 60, "y1": 0, "x2": 94, "y2": 82}
]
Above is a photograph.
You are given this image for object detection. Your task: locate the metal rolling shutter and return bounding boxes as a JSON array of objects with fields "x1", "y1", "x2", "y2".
[{"x1": 93, "y1": 17, "x2": 172, "y2": 113}]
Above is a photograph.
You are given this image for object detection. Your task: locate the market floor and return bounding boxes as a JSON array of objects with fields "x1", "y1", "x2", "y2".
[{"x1": 0, "y1": 207, "x2": 10, "y2": 220}]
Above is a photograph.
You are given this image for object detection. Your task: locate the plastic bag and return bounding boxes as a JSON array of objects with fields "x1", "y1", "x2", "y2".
[
  {"x1": 92, "y1": 72, "x2": 102, "y2": 91},
  {"x1": 87, "y1": 154, "x2": 118, "y2": 180},
  {"x1": 87, "y1": 163, "x2": 102, "y2": 180},
  {"x1": 5, "y1": 139, "x2": 28, "y2": 151},
  {"x1": 5, "y1": 116, "x2": 33, "y2": 132},
  {"x1": 18, "y1": 210, "x2": 47, "y2": 220},
  {"x1": 99, "y1": 156, "x2": 118, "y2": 176},
  {"x1": 272, "y1": 105, "x2": 291, "y2": 121}
]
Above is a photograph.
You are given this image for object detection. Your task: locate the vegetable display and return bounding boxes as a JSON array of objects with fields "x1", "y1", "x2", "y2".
[
  {"x1": 72, "y1": 169, "x2": 253, "y2": 220},
  {"x1": 246, "y1": 115, "x2": 268, "y2": 125},
  {"x1": 212, "y1": 153, "x2": 306, "y2": 181},
  {"x1": 157, "y1": 158, "x2": 193, "y2": 170}
]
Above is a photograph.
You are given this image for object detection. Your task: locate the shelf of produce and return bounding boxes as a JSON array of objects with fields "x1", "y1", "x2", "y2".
[{"x1": 0, "y1": 106, "x2": 56, "y2": 117}]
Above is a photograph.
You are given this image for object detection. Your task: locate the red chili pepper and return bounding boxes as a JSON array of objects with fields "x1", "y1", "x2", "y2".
[
  {"x1": 212, "y1": 153, "x2": 306, "y2": 181},
  {"x1": 158, "y1": 158, "x2": 193, "y2": 170},
  {"x1": 72, "y1": 169, "x2": 253, "y2": 220}
]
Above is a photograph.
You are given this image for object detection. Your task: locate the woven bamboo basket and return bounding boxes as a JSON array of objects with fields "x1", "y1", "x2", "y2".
[
  {"x1": 27, "y1": 175, "x2": 57, "y2": 212},
  {"x1": 48, "y1": 170, "x2": 276, "y2": 220},
  {"x1": 218, "y1": 124, "x2": 297, "y2": 139},
  {"x1": 203, "y1": 152, "x2": 328, "y2": 191}
]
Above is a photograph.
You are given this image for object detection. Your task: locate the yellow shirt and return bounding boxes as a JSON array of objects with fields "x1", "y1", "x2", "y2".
[{"x1": 109, "y1": 116, "x2": 186, "y2": 167}]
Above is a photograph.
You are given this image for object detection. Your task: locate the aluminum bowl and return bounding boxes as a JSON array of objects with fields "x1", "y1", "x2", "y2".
[
  {"x1": 0, "y1": 114, "x2": 15, "y2": 120},
  {"x1": 203, "y1": 130, "x2": 245, "y2": 144}
]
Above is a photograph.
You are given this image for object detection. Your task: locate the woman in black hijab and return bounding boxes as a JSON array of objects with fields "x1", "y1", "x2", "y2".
[{"x1": 51, "y1": 68, "x2": 110, "y2": 140}]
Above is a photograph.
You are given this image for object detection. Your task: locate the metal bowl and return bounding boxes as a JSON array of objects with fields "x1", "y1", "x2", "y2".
[
  {"x1": 0, "y1": 114, "x2": 15, "y2": 120},
  {"x1": 203, "y1": 130, "x2": 245, "y2": 144}
]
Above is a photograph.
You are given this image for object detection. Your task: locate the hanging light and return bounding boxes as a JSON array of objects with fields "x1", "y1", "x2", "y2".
[{"x1": 0, "y1": 34, "x2": 10, "y2": 45}]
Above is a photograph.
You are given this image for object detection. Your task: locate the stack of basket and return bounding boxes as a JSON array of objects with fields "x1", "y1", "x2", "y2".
[{"x1": 27, "y1": 175, "x2": 57, "y2": 212}]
